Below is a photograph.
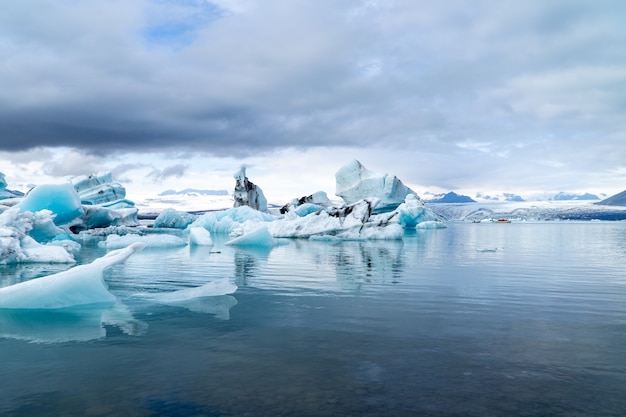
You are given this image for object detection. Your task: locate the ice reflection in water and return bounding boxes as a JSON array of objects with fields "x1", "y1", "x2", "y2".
[
  {"x1": 2, "y1": 223, "x2": 626, "y2": 416},
  {"x1": 0, "y1": 301, "x2": 146, "y2": 343}
]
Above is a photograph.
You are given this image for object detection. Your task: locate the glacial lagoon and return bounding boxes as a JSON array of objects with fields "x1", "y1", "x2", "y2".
[{"x1": 2, "y1": 221, "x2": 626, "y2": 416}]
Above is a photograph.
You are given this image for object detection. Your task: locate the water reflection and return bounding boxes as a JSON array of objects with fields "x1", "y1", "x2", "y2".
[{"x1": 0, "y1": 300, "x2": 147, "y2": 343}]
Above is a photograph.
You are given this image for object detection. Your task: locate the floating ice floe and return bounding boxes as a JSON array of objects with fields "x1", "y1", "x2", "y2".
[
  {"x1": 415, "y1": 220, "x2": 447, "y2": 229},
  {"x1": 225, "y1": 226, "x2": 280, "y2": 247},
  {"x1": 0, "y1": 242, "x2": 145, "y2": 309},
  {"x1": 335, "y1": 159, "x2": 416, "y2": 213},
  {"x1": 149, "y1": 279, "x2": 238, "y2": 319},
  {"x1": 100, "y1": 233, "x2": 188, "y2": 250},
  {"x1": 151, "y1": 279, "x2": 237, "y2": 303}
]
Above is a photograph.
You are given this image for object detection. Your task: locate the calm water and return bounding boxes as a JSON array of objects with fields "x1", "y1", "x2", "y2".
[{"x1": 1, "y1": 222, "x2": 626, "y2": 416}]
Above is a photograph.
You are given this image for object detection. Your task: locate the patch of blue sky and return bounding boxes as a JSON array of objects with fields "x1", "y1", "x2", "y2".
[{"x1": 142, "y1": 0, "x2": 226, "y2": 49}]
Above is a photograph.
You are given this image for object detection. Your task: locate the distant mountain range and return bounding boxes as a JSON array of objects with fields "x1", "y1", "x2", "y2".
[
  {"x1": 426, "y1": 192, "x2": 476, "y2": 203},
  {"x1": 425, "y1": 190, "x2": 603, "y2": 204},
  {"x1": 552, "y1": 192, "x2": 599, "y2": 201},
  {"x1": 596, "y1": 190, "x2": 626, "y2": 206}
]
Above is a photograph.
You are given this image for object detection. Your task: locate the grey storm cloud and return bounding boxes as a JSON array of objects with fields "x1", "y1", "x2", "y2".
[{"x1": 0, "y1": 0, "x2": 625, "y2": 172}]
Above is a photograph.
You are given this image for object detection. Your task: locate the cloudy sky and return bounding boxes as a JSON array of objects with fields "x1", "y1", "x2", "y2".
[{"x1": 1, "y1": 0, "x2": 625, "y2": 203}]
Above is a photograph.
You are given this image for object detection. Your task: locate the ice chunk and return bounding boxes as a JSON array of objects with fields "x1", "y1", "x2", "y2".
[
  {"x1": 233, "y1": 166, "x2": 268, "y2": 212},
  {"x1": 154, "y1": 208, "x2": 197, "y2": 229},
  {"x1": 280, "y1": 191, "x2": 333, "y2": 214},
  {"x1": 225, "y1": 226, "x2": 279, "y2": 247},
  {"x1": 0, "y1": 242, "x2": 145, "y2": 309},
  {"x1": 335, "y1": 160, "x2": 416, "y2": 213},
  {"x1": 78, "y1": 205, "x2": 139, "y2": 230},
  {"x1": 0, "y1": 208, "x2": 75, "y2": 264},
  {"x1": 152, "y1": 279, "x2": 237, "y2": 302},
  {"x1": 20, "y1": 236, "x2": 76, "y2": 263},
  {"x1": 190, "y1": 206, "x2": 275, "y2": 234},
  {"x1": 268, "y1": 199, "x2": 403, "y2": 240},
  {"x1": 416, "y1": 221, "x2": 447, "y2": 229},
  {"x1": 100, "y1": 233, "x2": 188, "y2": 250},
  {"x1": 395, "y1": 194, "x2": 438, "y2": 228},
  {"x1": 70, "y1": 172, "x2": 127, "y2": 205},
  {"x1": 18, "y1": 183, "x2": 84, "y2": 225},
  {"x1": 189, "y1": 227, "x2": 213, "y2": 246}
]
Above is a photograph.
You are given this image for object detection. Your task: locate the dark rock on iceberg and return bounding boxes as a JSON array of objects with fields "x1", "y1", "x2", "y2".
[{"x1": 233, "y1": 166, "x2": 268, "y2": 212}]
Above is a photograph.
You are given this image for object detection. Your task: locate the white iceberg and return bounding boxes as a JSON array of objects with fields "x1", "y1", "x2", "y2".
[
  {"x1": 188, "y1": 227, "x2": 213, "y2": 246},
  {"x1": 335, "y1": 159, "x2": 416, "y2": 213},
  {"x1": 189, "y1": 206, "x2": 275, "y2": 235},
  {"x1": 0, "y1": 242, "x2": 145, "y2": 309},
  {"x1": 267, "y1": 199, "x2": 404, "y2": 240},
  {"x1": 154, "y1": 208, "x2": 197, "y2": 229},
  {"x1": 395, "y1": 194, "x2": 440, "y2": 229},
  {"x1": 225, "y1": 226, "x2": 280, "y2": 247},
  {"x1": 71, "y1": 172, "x2": 128, "y2": 206},
  {"x1": 415, "y1": 220, "x2": 447, "y2": 229},
  {"x1": 0, "y1": 208, "x2": 75, "y2": 264},
  {"x1": 100, "y1": 233, "x2": 188, "y2": 250},
  {"x1": 70, "y1": 172, "x2": 139, "y2": 230}
]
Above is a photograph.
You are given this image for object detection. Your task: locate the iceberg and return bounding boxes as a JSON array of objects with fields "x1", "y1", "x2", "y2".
[
  {"x1": 71, "y1": 172, "x2": 127, "y2": 206},
  {"x1": 17, "y1": 183, "x2": 84, "y2": 225},
  {"x1": 225, "y1": 226, "x2": 279, "y2": 247},
  {"x1": 335, "y1": 159, "x2": 417, "y2": 213},
  {"x1": 189, "y1": 206, "x2": 275, "y2": 235},
  {"x1": 279, "y1": 191, "x2": 333, "y2": 214},
  {"x1": 267, "y1": 199, "x2": 404, "y2": 240},
  {"x1": 69, "y1": 172, "x2": 139, "y2": 230},
  {"x1": 0, "y1": 242, "x2": 145, "y2": 309},
  {"x1": 416, "y1": 220, "x2": 447, "y2": 229},
  {"x1": 233, "y1": 166, "x2": 268, "y2": 212},
  {"x1": 78, "y1": 205, "x2": 139, "y2": 230},
  {"x1": 154, "y1": 208, "x2": 197, "y2": 229},
  {"x1": 395, "y1": 194, "x2": 439, "y2": 229},
  {"x1": 188, "y1": 227, "x2": 213, "y2": 246},
  {"x1": 100, "y1": 233, "x2": 188, "y2": 250},
  {"x1": 0, "y1": 208, "x2": 75, "y2": 264}
]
